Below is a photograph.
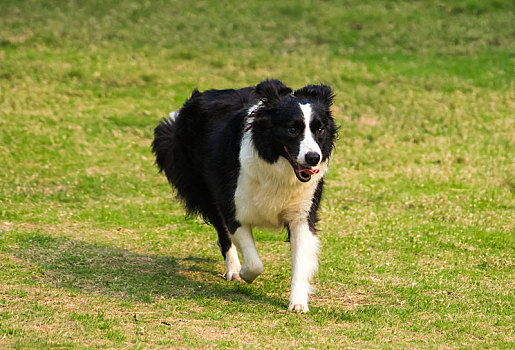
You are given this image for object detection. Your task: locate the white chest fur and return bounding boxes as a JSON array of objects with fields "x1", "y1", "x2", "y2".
[{"x1": 234, "y1": 132, "x2": 328, "y2": 228}]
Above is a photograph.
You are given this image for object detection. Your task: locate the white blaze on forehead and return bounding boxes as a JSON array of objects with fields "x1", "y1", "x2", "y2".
[{"x1": 298, "y1": 103, "x2": 322, "y2": 165}]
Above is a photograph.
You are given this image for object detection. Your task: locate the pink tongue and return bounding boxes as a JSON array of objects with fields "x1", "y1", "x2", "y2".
[{"x1": 300, "y1": 168, "x2": 319, "y2": 176}]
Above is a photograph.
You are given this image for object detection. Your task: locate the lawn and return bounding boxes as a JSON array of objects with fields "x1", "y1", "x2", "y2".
[{"x1": 0, "y1": 0, "x2": 513, "y2": 348}]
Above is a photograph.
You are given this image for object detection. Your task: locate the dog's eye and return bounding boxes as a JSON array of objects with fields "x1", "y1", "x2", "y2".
[
  {"x1": 288, "y1": 127, "x2": 298, "y2": 135},
  {"x1": 315, "y1": 127, "x2": 325, "y2": 136}
]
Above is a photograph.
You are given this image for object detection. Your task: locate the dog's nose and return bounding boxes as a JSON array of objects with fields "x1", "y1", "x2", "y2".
[{"x1": 305, "y1": 152, "x2": 321, "y2": 166}]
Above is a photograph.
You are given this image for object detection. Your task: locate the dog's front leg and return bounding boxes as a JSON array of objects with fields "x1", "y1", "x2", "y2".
[
  {"x1": 231, "y1": 225, "x2": 263, "y2": 283},
  {"x1": 288, "y1": 220, "x2": 320, "y2": 313}
]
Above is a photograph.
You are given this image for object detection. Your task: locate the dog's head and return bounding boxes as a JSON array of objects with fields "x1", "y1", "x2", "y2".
[{"x1": 248, "y1": 79, "x2": 336, "y2": 182}]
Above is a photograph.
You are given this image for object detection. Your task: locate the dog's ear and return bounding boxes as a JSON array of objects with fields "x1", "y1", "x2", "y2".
[
  {"x1": 294, "y1": 84, "x2": 334, "y2": 108},
  {"x1": 255, "y1": 79, "x2": 293, "y2": 105}
]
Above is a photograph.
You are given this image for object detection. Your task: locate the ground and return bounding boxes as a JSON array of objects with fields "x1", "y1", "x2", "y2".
[{"x1": 0, "y1": 0, "x2": 513, "y2": 348}]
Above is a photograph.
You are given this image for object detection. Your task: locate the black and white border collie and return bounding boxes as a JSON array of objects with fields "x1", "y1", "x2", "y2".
[{"x1": 152, "y1": 79, "x2": 336, "y2": 312}]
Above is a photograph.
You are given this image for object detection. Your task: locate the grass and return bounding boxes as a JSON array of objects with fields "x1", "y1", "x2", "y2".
[{"x1": 0, "y1": 0, "x2": 513, "y2": 348}]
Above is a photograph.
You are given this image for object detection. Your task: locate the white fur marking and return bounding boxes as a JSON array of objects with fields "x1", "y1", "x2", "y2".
[
  {"x1": 298, "y1": 103, "x2": 322, "y2": 165},
  {"x1": 231, "y1": 225, "x2": 263, "y2": 283},
  {"x1": 168, "y1": 110, "x2": 179, "y2": 121},
  {"x1": 247, "y1": 100, "x2": 264, "y2": 116},
  {"x1": 288, "y1": 220, "x2": 319, "y2": 313}
]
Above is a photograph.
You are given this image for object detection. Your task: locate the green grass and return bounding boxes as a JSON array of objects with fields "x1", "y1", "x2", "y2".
[{"x1": 0, "y1": 0, "x2": 513, "y2": 348}]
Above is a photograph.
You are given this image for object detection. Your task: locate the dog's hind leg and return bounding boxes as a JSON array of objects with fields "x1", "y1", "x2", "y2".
[
  {"x1": 198, "y1": 204, "x2": 241, "y2": 281},
  {"x1": 216, "y1": 230, "x2": 241, "y2": 281},
  {"x1": 230, "y1": 225, "x2": 263, "y2": 283}
]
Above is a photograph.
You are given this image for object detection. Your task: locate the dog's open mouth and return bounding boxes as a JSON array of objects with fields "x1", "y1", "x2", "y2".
[{"x1": 283, "y1": 146, "x2": 319, "y2": 182}]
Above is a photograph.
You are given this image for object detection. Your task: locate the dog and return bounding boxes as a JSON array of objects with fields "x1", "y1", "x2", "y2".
[{"x1": 152, "y1": 79, "x2": 336, "y2": 312}]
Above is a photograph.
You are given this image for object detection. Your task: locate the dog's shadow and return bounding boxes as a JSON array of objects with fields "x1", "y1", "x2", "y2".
[{"x1": 10, "y1": 231, "x2": 283, "y2": 308}]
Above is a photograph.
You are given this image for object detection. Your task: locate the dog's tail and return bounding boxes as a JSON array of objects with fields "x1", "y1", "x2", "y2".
[
  {"x1": 152, "y1": 112, "x2": 199, "y2": 213},
  {"x1": 152, "y1": 114, "x2": 178, "y2": 176},
  {"x1": 151, "y1": 100, "x2": 212, "y2": 219},
  {"x1": 152, "y1": 90, "x2": 202, "y2": 183}
]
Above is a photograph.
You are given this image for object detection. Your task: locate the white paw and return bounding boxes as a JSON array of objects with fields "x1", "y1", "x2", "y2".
[
  {"x1": 288, "y1": 302, "x2": 309, "y2": 313},
  {"x1": 225, "y1": 270, "x2": 242, "y2": 281},
  {"x1": 289, "y1": 283, "x2": 310, "y2": 313}
]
